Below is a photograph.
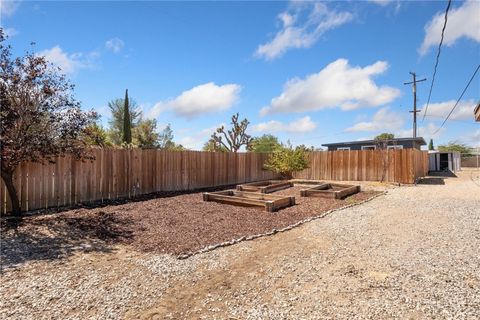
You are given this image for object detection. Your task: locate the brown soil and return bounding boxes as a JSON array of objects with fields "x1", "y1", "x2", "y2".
[{"x1": 1, "y1": 186, "x2": 378, "y2": 259}]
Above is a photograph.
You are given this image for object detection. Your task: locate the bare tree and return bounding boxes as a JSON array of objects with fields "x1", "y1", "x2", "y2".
[
  {"x1": 210, "y1": 113, "x2": 252, "y2": 152},
  {"x1": 0, "y1": 30, "x2": 96, "y2": 215},
  {"x1": 374, "y1": 133, "x2": 395, "y2": 183}
]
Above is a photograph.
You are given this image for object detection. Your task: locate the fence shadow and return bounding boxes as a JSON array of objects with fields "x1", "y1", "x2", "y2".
[
  {"x1": 0, "y1": 211, "x2": 134, "y2": 271},
  {"x1": 430, "y1": 170, "x2": 457, "y2": 178},
  {"x1": 418, "y1": 171, "x2": 458, "y2": 185},
  {"x1": 6, "y1": 185, "x2": 239, "y2": 218},
  {"x1": 418, "y1": 177, "x2": 446, "y2": 185}
]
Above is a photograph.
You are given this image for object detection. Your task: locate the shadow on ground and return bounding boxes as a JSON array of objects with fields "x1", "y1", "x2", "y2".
[
  {"x1": 0, "y1": 212, "x2": 134, "y2": 270},
  {"x1": 418, "y1": 171, "x2": 458, "y2": 185},
  {"x1": 430, "y1": 171, "x2": 457, "y2": 178},
  {"x1": 11, "y1": 185, "x2": 237, "y2": 217},
  {"x1": 418, "y1": 177, "x2": 446, "y2": 185}
]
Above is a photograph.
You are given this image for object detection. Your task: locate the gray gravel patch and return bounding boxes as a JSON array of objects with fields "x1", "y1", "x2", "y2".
[{"x1": 1, "y1": 171, "x2": 479, "y2": 319}]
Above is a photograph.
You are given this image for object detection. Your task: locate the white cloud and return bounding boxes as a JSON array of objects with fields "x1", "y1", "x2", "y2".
[
  {"x1": 397, "y1": 122, "x2": 444, "y2": 139},
  {"x1": 368, "y1": 0, "x2": 391, "y2": 6},
  {"x1": 3, "y1": 27, "x2": 18, "y2": 37},
  {"x1": 178, "y1": 124, "x2": 224, "y2": 150},
  {"x1": 93, "y1": 105, "x2": 111, "y2": 120},
  {"x1": 368, "y1": 0, "x2": 402, "y2": 12},
  {"x1": 147, "y1": 82, "x2": 241, "y2": 119},
  {"x1": 422, "y1": 99, "x2": 478, "y2": 121},
  {"x1": 105, "y1": 37, "x2": 125, "y2": 53},
  {"x1": 0, "y1": 0, "x2": 20, "y2": 17},
  {"x1": 419, "y1": 0, "x2": 480, "y2": 55},
  {"x1": 260, "y1": 59, "x2": 400, "y2": 115},
  {"x1": 468, "y1": 129, "x2": 480, "y2": 147},
  {"x1": 37, "y1": 46, "x2": 88, "y2": 74},
  {"x1": 345, "y1": 107, "x2": 405, "y2": 132},
  {"x1": 252, "y1": 116, "x2": 317, "y2": 134},
  {"x1": 254, "y1": 2, "x2": 353, "y2": 60}
]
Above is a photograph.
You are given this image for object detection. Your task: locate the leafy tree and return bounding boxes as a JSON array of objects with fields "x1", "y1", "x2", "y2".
[
  {"x1": 158, "y1": 123, "x2": 174, "y2": 149},
  {"x1": 168, "y1": 143, "x2": 187, "y2": 151},
  {"x1": 123, "y1": 89, "x2": 132, "y2": 144},
  {"x1": 107, "y1": 97, "x2": 141, "y2": 145},
  {"x1": 428, "y1": 139, "x2": 434, "y2": 151},
  {"x1": 0, "y1": 31, "x2": 96, "y2": 215},
  {"x1": 296, "y1": 144, "x2": 316, "y2": 152},
  {"x1": 375, "y1": 132, "x2": 395, "y2": 141},
  {"x1": 133, "y1": 119, "x2": 160, "y2": 149},
  {"x1": 438, "y1": 141, "x2": 473, "y2": 155},
  {"x1": 83, "y1": 122, "x2": 112, "y2": 147},
  {"x1": 374, "y1": 133, "x2": 395, "y2": 149},
  {"x1": 263, "y1": 144, "x2": 309, "y2": 179},
  {"x1": 157, "y1": 123, "x2": 185, "y2": 150},
  {"x1": 210, "y1": 113, "x2": 253, "y2": 152},
  {"x1": 374, "y1": 133, "x2": 395, "y2": 183},
  {"x1": 248, "y1": 134, "x2": 282, "y2": 153},
  {"x1": 202, "y1": 139, "x2": 228, "y2": 152}
]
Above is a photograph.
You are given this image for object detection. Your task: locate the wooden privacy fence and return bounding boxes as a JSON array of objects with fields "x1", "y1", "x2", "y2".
[
  {"x1": 0, "y1": 148, "x2": 429, "y2": 214},
  {"x1": 293, "y1": 149, "x2": 429, "y2": 185},
  {"x1": 0, "y1": 149, "x2": 276, "y2": 214}
]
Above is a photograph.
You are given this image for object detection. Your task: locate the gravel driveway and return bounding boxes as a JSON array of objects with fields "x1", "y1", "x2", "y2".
[{"x1": 1, "y1": 170, "x2": 479, "y2": 319}]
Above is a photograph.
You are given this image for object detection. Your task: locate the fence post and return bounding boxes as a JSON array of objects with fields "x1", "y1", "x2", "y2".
[{"x1": 26, "y1": 173, "x2": 29, "y2": 212}]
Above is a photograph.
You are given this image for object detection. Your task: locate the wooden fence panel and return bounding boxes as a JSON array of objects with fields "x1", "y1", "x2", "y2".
[
  {"x1": 293, "y1": 149, "x2": 428, "y2": 184},
  {"x1": 0, "y1": 149, "x2": 428, "y2": 214},
  {"x1": 0, "y1": 149, "x2": 279, "y2": 213}
]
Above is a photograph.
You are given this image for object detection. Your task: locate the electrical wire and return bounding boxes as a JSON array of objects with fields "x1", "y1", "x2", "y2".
[
  {"x1": 423, "y1": 114, "x2": 475, "y2": 124},
  {"x1": 422, "y1": 0, "x2": 452, "y2": 122},
  {"x1": 433, "y1": 64, "x2": 480, "y2": 135}
]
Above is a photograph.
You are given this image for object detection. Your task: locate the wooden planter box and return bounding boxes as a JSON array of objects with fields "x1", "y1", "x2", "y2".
[
  {"x1": 290, "y1": 179, "x2": 326, "y2": 186},
  {"x1": 236, "y1": 180, "x2": 293, "y2": 193},
  {"x1": 203, "y1": 190, "x2": 295, "y2": 212},
  {"x1": 300, "y1": 183, "x2": 360, "y2": 199}
]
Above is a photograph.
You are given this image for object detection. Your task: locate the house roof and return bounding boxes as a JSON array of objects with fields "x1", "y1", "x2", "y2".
[
  {"x1": 428, "y1": 150, "x2": 461, "y2": 155},
  {"x1": 322, "y1": 137, "x2": 427, "y2": 147}
]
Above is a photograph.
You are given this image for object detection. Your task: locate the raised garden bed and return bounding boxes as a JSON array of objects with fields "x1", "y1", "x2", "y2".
[
  {"x1": 290, "y1": 179, "x2": 327, "y2": 186},
  {"x1": 0, "y1": 186, "x2": 380, "y2": 258},
  {"x1": 300, "y1": 183, "x2": 360, "y2": 199},
  {"x1": 236, "y1": 180, "x2": 293, "y2": 193},
  {"x1": 203, "y1": 190, "x2": 295, "y2": 212}
]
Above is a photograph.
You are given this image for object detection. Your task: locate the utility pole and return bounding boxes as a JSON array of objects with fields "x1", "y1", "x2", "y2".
[{"x1": 404, "y1": 72, "x2": 426, "y2": 138}]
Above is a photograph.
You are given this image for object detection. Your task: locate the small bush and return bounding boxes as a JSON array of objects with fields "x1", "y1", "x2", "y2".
[{"x1": 264, "y1": 144, "x2": 309, "y2": 179}]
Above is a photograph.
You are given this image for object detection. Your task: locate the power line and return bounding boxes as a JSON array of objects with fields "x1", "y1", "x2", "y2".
[
  {"x1": 433, "y1": 64, "x2": 480, "y2": 135},
  {"x1": 422, "y1": 0, "x2": 452, "y2": 122},
  {"x1": 423, "y1": 114, "x2": 475, "y2": 124}
]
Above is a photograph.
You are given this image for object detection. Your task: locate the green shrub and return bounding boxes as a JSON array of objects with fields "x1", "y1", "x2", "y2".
[{"x1": 264, "y1": 144, "x2": 309, "y2": 179}]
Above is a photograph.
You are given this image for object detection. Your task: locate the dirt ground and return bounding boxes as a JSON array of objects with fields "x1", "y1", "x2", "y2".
[
  {"x1": 0, "y1": 185, "x2": 375, "y2": 260},
  {"x1": 1, "y1": 171, "x2": 479, "y2": 319}
]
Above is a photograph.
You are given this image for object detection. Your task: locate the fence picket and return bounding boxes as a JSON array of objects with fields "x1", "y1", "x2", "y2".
[{"x1": 0, "y1": 149, "x2": 427, "y2": 213}]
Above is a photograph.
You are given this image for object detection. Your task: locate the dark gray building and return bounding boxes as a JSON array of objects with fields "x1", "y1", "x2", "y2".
[{"x1": 322, "y1": 137, "x2": 426, "y2": 151}]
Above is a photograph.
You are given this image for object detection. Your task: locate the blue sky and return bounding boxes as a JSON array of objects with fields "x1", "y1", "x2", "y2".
[{"x1": 1, "y1": 0, "x2": 479, "y2": 150}]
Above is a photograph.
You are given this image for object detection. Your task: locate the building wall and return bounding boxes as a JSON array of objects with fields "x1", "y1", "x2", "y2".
[
  {"x1": 326, "y1": 141, "x2": 420, "y2": 151},
  {"x1": 428, "y1": 152, "x2": 461, "y2": 172}
]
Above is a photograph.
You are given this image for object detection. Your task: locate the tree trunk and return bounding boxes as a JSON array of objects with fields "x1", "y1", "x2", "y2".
[
  {"x1": 281, "y1": 171, "x2": 293, "y2": 180},
  {"x1": 0, "y1": 171, "x2": 21, "y2": 216}
]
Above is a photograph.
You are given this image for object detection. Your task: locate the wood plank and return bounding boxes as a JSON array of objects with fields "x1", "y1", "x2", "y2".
[{"x1": 1, "y1": 148, "x2": 429, "y2": 214}]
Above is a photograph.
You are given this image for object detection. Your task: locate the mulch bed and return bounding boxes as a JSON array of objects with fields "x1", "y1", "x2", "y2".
[{"x1": 1, "y1": 186, "x2": 379, "y2": 260}]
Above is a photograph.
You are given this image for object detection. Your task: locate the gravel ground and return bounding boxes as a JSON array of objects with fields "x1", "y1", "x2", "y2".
[{"x1": 1, "y1": 171, "x2": 479, "y2": 319}]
